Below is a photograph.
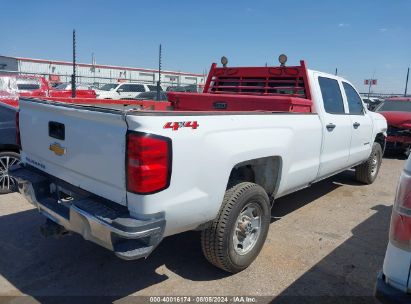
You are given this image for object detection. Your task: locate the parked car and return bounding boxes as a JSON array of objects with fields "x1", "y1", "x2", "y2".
[
  {"x1": 362, "y1": 97, "x2": 383, "y2": 111},
  {"x1": 16, "y1": 75, "x2": 50, "y2": 98},
  {"x1": 49, "y1": 83, "x2": 96, "y2": 98},
  {"x1": 0, "y1": 76, "x2": 19, "y2": 107},
  {"x1": 95, "y1": 83, "x2": 155, "y2": 99},
  {"x1": 375, "y1": 155, "x2": 411, "y2": 303},
  {"x1": 135, "y1": 91, "x2": 168, "y2": 101},
  {"x1": 376, "y1": 98, "x2": 411, "y2": 155},
  {"x1": 166, "y1": 84, "x2": 198, "y2": 92},
  {"x1": 12, "y1": 59, "x2": 387, "y2": 273},
  {"x1": 0, "y1": 103, "x2": 19, "y2": 194}
]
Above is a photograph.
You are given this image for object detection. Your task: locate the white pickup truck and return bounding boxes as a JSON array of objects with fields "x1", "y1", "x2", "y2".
[
  {"x1": 95, "y1": 83, "x2": 157, "y2": 100},
  {"x1": 11, "y1": 59, "x2": 387, "y2": 273}
]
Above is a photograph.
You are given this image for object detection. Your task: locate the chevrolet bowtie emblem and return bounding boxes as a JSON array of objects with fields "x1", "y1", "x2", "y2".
[{"x1": 49, "y1": 143, "x2": 66, "y2": 156}]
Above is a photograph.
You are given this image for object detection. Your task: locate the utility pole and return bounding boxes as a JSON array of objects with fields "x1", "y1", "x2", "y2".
[
  {"x1": 92, "y1": 52, "x2": 96, "y2": 85},
  {"x1": 367, "y1": 79, "x2": 372, "y2": 99},
  {"x1": 405, "y1": 67, "x2": 410, "y2": 97},
  {"x1": 71, "y1": 29, "x2": 77, "y2": 98},
  {"x1": 335, "y1": 68, "x2": 338, "y2": 76},
  {"x1": 367, "y1": 70, "x2": 376, "y2": 99},
  {"x1": 157, "y1": 44, "x2": 162, "y2": 101}
]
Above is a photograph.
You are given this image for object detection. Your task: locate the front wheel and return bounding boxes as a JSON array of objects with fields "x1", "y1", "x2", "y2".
[
  {"x1": 0, "y1": 151, "x2": 20, "y2": 194},
  {"x1": 201, "y1": 182, "x2": 271, "y2": 273},
  {"x1": 355, "y1": 142, "x2": 382, "y2": 184}
]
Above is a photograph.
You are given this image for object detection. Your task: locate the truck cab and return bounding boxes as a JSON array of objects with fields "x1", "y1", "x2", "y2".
[{"x1": 309, "y1": 70, "x2": 380, "y2": 181}]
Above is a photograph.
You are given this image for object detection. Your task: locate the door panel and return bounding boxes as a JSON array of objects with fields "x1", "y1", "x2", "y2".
[
  {"x1": 318, "y1": 115, "x2": 352, "y2": 177},
  {"x1": 316, "y1": 76, "x2": 352, "y2": 179},
  {"x1": 349, "y1": 115, "x2": 373, "y2": 164},
  {"x1": 342, "y1": 82, "x2": 374, "y2": 165}
]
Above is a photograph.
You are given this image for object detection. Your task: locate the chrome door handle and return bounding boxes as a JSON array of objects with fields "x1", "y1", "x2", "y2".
[
  {"x1": 326, "y1": 123, "x2": 336, "y2": 131},
  {"x1": 353, "y1": 122, "x2": 360, "y2": 129}
]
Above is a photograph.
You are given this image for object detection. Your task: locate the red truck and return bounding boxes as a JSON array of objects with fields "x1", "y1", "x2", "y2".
[
  {"x1": 376, "y1": 97, "x2": 411, "y2": 154},
  {"x1": 1, "y1": 75, "x2": 98, "y2": 108},
  {"x1": 50, "y1": 82, "x2": 96, "y2": 98},
  {"x1": 1, "y1": 74, "x2": 168, "y2": 110},
  {"x1": 17, "y1": 76, "x2": 96, "y2": 99},
  {"x1": 16, "y1": 75, "x2": 50, "y2": 98}
]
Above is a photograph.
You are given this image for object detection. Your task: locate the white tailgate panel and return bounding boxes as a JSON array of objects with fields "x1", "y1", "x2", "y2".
[{"x1": 19, "y1": 100, "x2": 128, "y2": 205}]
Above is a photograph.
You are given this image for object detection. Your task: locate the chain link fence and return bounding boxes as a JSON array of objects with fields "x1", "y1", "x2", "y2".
[{"x1": 0, "y1": 70, "x2": 205, "y2": 92}]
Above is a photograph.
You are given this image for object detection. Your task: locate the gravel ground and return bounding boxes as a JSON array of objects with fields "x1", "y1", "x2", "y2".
[{"x1": 0, "y1": 157, "x2": 405, "y2": 303}]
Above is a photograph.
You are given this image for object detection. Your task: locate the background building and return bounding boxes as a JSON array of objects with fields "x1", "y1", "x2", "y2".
[{"x1": 0, "y1": 55, "x2": 205, "y2": 89}]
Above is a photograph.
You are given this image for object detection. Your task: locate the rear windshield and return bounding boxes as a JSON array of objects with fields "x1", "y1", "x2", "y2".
[
  {"x1": 17, "y1": 79, "x2": 40, "y2": 91},
  {"x1": 377, "y1": 101, "x2": 411, "y2": 112}
]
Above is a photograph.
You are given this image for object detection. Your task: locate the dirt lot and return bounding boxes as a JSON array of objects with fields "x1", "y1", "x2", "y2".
[{"x1": 0, "y1": 157, "x2": 406, "y2": 303}]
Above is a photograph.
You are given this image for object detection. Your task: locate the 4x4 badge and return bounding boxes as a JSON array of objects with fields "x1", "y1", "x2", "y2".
[{"x1": 164, "y1": 121, "x2": 199, "y2": 131}]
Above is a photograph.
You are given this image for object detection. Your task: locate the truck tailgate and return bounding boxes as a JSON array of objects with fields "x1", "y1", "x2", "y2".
[{"x1": 19, "y1": 99, "x2": 128, "y2": 205}]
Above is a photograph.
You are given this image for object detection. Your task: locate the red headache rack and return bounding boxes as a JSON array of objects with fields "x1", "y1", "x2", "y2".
[{"x1": 168, "y1": 60, "x2": 313, "y2": 113}]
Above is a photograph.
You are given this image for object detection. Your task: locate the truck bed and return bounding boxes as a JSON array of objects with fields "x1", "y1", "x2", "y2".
[
  {"x1": 25, "y1": 97, "x2": 315, "y2": 116},
  {"x1": 17, "y1": 97, "x2": 319, "y2": 208}
]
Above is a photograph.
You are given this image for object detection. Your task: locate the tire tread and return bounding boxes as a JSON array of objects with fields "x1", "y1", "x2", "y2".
[
  {"x1": 201, "y1": 182, "x2": 265, "y2": 272},
  {"x1": 355, "y1": 143, "x2": 382, "y2": 184}
]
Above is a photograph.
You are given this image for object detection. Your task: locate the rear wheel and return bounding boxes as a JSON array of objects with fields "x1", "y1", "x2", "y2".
[
  {"x1": 201, "y1": 182, "x2": 271, "y2": 273},
  {"x1": 0, "y1": 151, "x2": 20, "y2": 194},
  {"x1": 355, "y1": 143, "x2": 382, "y2": 184}
]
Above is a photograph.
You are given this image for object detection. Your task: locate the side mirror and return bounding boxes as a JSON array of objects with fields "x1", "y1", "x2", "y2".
[{"x1": 117, "y1": 88, "x2": 124, "y2": 93}]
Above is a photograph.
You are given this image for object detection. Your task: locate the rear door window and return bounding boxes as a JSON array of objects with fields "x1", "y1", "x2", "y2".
[
  {"x1": 129, "y1": 84, "x2": 145, "y2": 92},
  {"x1": 118, "y1": 84, "x2": 130, "y2": 91},
  {"x1": 318, "y1": 77, "x2": 345, "y2": 114},
  {"x1": 343, "y1": 82, "x2": 364, "y2": 115}
]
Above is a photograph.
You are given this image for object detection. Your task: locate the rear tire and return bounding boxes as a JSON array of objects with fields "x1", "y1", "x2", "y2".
[
  {"x1": 201, "y1": 182, "x2": 271, "y2": 273},
  {"x1": 0, "y1": 151, "x2": 20, "y2": 194},
  {"x1": 355, "y1": 142, "x2": 382, "y2": 184}
]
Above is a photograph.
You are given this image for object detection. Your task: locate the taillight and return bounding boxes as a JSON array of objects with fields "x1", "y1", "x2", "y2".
[
  {"x1": 389, "y1": 170, "x2": 411, "y2": 251},
  {"x1": 16, "y1": 111, "x2": 21, "y2": 148},
  {"x1": 126, "y1": 132, "x2": 172, "y2": 194}
]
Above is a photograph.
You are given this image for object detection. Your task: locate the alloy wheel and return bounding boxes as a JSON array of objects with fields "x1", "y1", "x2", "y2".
[{"x1": 0, "y1": 154, "x2": 20, "y2": 192}]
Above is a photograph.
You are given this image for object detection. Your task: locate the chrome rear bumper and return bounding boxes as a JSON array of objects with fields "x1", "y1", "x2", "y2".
[{"x1": 10, "y1": 165, "x2": 165, "y2": 260}]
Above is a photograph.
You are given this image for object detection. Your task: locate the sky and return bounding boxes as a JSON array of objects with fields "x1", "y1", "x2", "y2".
[{"x1": 1, "y1": 0, "x2": 410, "y2": 93}]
